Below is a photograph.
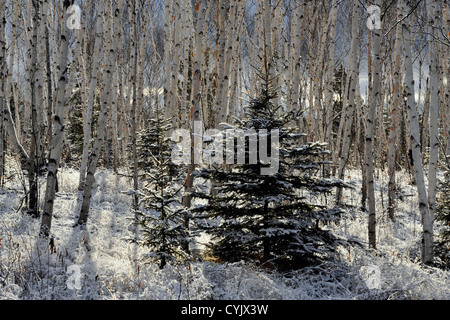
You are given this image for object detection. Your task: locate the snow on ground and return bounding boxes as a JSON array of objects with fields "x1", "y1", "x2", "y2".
[{"x1": 0, "y1": 162, "x2": 449, "y2": 300}]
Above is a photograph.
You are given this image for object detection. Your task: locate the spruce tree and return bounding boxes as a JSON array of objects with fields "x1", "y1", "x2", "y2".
[
  {"x1": 436, "y1": 166, "x2": 450, "y2": 268},
  {"x1": 133, "y1": 108, "x2": 190, "y2": 269},
  {"x1": 193, "y1": 70, "x2": 347, "y2": 271}
]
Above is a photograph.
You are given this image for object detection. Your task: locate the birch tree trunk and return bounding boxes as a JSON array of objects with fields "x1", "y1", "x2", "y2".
[
  {"x1": 215, "y1": 0, "x2": 228, "y2": 127},
  {"x1": 130, "y1": 0, "x2": 140, "y2": 209},
  {"x1": 388, "y1": 1, "x2": 403, "y2": 220},
  {"x1": 183, "y1": 0, "x2": 206, "y2": 208},
  {"x1": 77, "y1": 0, "x2": 123, "y2": 226},
  {"x1": 169, "y1": 0, "x2": 182, "y2": 127},
  {"x1": 402, "y1": 0, "x2": 433, "y2": 264},
  {"x1": 443, "y1": 1, "x2": 450, "y2": 159},
  {"x1": 180, "y1": 0, "x2": 207, "y2": 254},
  {"x1": 180, "y1": 0, "x2": 193, "y2": 128},
  {"x1": 1, "y1": 5, "x2": 29, "y2": 170},
  {"x1": 78, "y1": 0, "x2": 105, "y2": 190},
  {"x1": 28, "y1": 0, "x2": 44, "y2": 217},
  {"x1": 426, "y1": 0, "x2": 440, "y2": 223},
  {"x1": 0, "y1": 0, "x2": 6, "y2": 183},
  {"x1": 289, "y1": 2, "x2": 303, "y2": 131},
  {"x1": 365, "y1": 0, "x2": 384, "y2": 249},
  {"x1": 336, "y1": 0, "x2": 360, "y2": 204},
  {"x1": 43, "y1": 0, "x2": 53, "y2": 152},
  {"x1": 163, "y1": 1, "x2": 173, "y2": 121},
  {"x1": 40, "y1": 0, "x2": 72, "y2": 236},
  {"x1": 324, "y1": 0, "x2": 338, "y2": 154},
  {"x1": 4, "y1": 1, "x2": 20, "y2": 137}
]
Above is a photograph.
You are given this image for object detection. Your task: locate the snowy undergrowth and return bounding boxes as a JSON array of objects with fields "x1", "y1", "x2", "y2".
[{"x1": 0, "y1": 165, "x2": 449, "y2": 300}]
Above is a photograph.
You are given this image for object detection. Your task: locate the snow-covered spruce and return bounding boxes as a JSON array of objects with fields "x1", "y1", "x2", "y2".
[
  {"x1": 130, "y1": 109, "x2": 190, "y2": 269},
  {"x1": 436, "y1": 167, "x2": 450, "y2": 268},
  {"x1": 192, "y1": 74, "x2": 349, "y2": 271}
]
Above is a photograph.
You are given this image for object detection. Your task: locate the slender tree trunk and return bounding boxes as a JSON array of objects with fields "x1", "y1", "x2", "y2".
[
  {"x1": 180, "y1": 0, "x2": 192, "y2": 129},
  {"x1": 77, "y1": 0, "x2": 123, "y2": 226},
  {"x1": 426, "y1": 0, "x2": 440, "y2": 223},
  {"x1": 290, "y1": 2, "x2": 303, "y2": 131},
  {"x1": 365, "y1": 0, "x2": 384, "y2": 250},
  {"x1": 40, "y1": 0, "x2": 72, "y2": 237},
  {"x1": 169, "y1": 0, "x2": 182, "y2": 127},
  {"x1": 44, "y1": 0, "x2": 53, "y2": 153},
  {"x1": 181, "y1": 0, "x2": 207, "y2": 253},
  {"x1": 443, "y1": 1, "x2": 450, "y2": 159},
  {"x1": 215, "y1": 0, "x2": 228, "y2": 127},
  {"x1": 163, "y1": 0, "x2": 173, "y2": 121},
  {"x1": 5, "y1": 1, "x2": 20, "y2": 137},
  {"x1": 130, "y1": 0, "x2": 139, "y2": 210},
  {"x1": 324, "y1": 0, "x2": 338, "y2": 159},
  {"x1": 28, "y1": 0, "x2": 44, "y2": 218},
  {"x1": 388, "y1": 1, "x2": 403, "y2": 220},
  {"x1": 78, "y1": 1, "x2": 105, "y2": 190},
  {"x1": 0, "y1": 0, "x2": 6, "y2": 184},
  {"x1": 336, "y1": 0, "x2": 360, "y2": 204},
  {"x1": 402, "y1": 0, "x2": 433, "y2": 264}
]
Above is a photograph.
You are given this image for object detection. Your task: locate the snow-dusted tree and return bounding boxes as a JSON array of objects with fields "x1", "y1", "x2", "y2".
[
  {"x1": 40, "y1": 0, "x2": 73, "y2": 236},
  {"x1": 78, "y1": 0, "x2": 105, "y2": 191},
  {"x1": 133, "y1": 108, "x2": 190, "y2": 269},
  {"x1": 27, "y1": 0, "x2": 44, "y2": 217},
  {"x1": 365, "y1": 0, "x2": 384, "y2": 249},
  {"x1": 402, "y1": 0, "x2": 433, "y2": 264},
  {"x1": 336, "y1": 0, "x2": 360, "y2": 204},
  {"x1": 0, "y1": 0, "x2": 6, "y2": 184},
  {"x1": 77, "y1": 0, "x2": 124, "y2": 226},
  {"x1": 426, "y1": 0, "x2": 440, "y2": 223},
  {"x1": 436, "y1": 165, "x2": 450, "y2": 268},
  {"x1": 182, "y1": 0, "x2": 207, "y2": 233},
  {"x1": 388, "y1": 0, "x2": 404, "y2": 221},
  {"x1": 193, "y1": 69, "x2": 347, "y2": 270}
]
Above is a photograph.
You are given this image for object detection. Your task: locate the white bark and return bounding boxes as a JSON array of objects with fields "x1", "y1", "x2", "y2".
[
  {"x1": 0, "y1": 0, "x2": 6, "y2": 181},
  {"x1": 78, "y1": 1, "x2": 105, "y2": 190},
  {"x1": 40, "y1": 0, "x2": 72, "y2": 236},
  {"x1": 336, "y1": 0, "x2": 360, "y2": 204},
  {"x1": 183, "y1": 0, "x2": 207, "y2": 208},
  {"x1": 402, "y1": 0, "x2": 433, "y2": 264},
  {"x1": 169, "y1": 0, "x2": 182, "y2": 127},
  {"x1": 388, "y1": 1, "x2": 403, "y2": 220},
  {"x1": 289, "y1": 2, "x2": 303, "y2": 130},
  {"x1": 324, "y1": 1, "x2": 338, "y2": 148},
  {"x1": 5, "y1": 2, "x2": 20, "y2": 136},
  {"x1": 365, "y1": 0, "x2": 384, "y2": 249},
  {"x1": 443, "y1": 2, "x2": 450, "y2": 158},
  {"x1": 78, "y1": 0, "x2": 124, "y2": 225},
  {"x1": 426, "y1": 0, "x2": 440, "y2": 222},
  {"x1": 216, "y1": 0, "x2": 229, "y2": 127}
]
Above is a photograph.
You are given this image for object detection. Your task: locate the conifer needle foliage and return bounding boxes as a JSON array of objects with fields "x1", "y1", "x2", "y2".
[
  {"x1": 132, "y1": 108, "x2": 190, "y2": 269},
  {"x1": 192, "y1": 72, "x2": 348, "y2": 271}
]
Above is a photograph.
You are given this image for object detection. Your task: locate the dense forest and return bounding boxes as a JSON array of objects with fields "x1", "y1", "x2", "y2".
[{"x1": 0, "y1": 0, "x2": 449, "y2": 300}]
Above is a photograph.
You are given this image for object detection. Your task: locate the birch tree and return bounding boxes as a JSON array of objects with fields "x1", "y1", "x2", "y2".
[
  {"x1": 365, "y1": 0, "x2": 384, "y2": 249},
  {"x1": 182, "y1": 0, "x2": 206, "y2": 208},
  {"x1": 402, "y1": 0, "x2": 433, "y2": 264},
  {"x1": 0, "y1": 0, "x2": 6, "y2": 183},
  {"x1": 324, "y1": 0, "x2": 338, "y2": 156},
  {"x1": 336, "y1": 0, "x2": 360, "y2": 204},
  {"x1": 78, "y1": 1, "x2": 105, "y2": 190},
  {"x1": 27, "y1": 0, "x2": 44, "y2": 217},
  {"x1": 388, "y1": 1, "x2": 403, "y2": 220},
  {"x1": 40, "y1": 0, "x2": 73, "y2": 237},
  {"x1": 426, "y1": 0, "x2": 440, "y2": 223},
  {"x1": 77, "y1": 0, "x2": 124, "y2": 226},
  {"x1": 129, "y1": 0, "x2": 140, "y2": 209}
]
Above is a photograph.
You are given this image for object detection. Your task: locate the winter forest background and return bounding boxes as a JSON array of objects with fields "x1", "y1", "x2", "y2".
[{"x1": 0, "y1": 0, "x2": 449, "y2": 300}]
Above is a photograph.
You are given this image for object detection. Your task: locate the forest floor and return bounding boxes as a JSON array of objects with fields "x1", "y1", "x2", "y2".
[{"x1": 0, "y1": 159, "x2": 449, "y2": 300}]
